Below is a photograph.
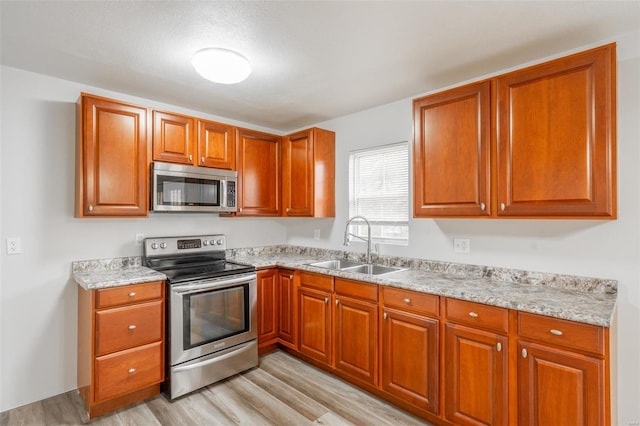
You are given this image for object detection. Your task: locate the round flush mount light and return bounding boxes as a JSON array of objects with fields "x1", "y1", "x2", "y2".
[{"x1": 191, "y1": 48, "x2": 252, "y2": 84}]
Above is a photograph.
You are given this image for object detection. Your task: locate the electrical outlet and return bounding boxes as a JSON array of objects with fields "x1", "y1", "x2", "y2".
[
  {"x1": 135, "y1": 233, "x2": 145, "y2": 245},
  {"x1": 453, "y1": 238, "x2": 470, "y2": 254},
  {"x1": 6, "y1": 237, "x2": 22, "y2": 255},
  {"x1": 313, "y1": 229, "x2": 320, "y2": 240}
]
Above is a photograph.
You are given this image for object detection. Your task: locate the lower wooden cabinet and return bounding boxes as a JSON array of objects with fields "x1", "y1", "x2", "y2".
[
  {"x1": 257, "y1": 269, "x2": 279, "y2": 349},
  {"x1": 77, "y1": 281, "x2": 165, "y2": 419},
  {"x1": 298, "y1": 285, "x2": 333, "y2": 365},
  {"x1": 277, "y1": 269, "x2": 297, "y2": 349}
]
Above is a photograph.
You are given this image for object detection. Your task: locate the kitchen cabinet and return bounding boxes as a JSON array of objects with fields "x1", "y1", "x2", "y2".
[
  {"x1": 76, "y1": 94, "x2": 149, "y2": 217},
  {"x1": 198, "y1": 119, "x2": 236, "y2": 169},
  {"x1": 413, "y1": 43, "x2": 616, "y2": 219},
  {"x1": 333, "y1": 279, "x2": 378, "y2": 385},
  {"x1": 77, "y1": 281, "x2": 165, "y2": 419},
  {"x1": 298, "y1": 272, "x2": 333, "y2": 365},
  {"x1": 443, "y1": 298, "x2": 509, "y2": 425},
  {"x1": 234, "y1": 127, "x2": 282, "y2": 216},
  {"x1": 278, "y1": 269, "x2": 298, "y2": 349},
  {"x1": 517, "y1": 312, "x2": 609, "y2": 425},
  {"x1": 152, "y1": 110, "x2": 195, "y2": 166},
  {"x1": 282, "y1": 127, "x2": 335, "y2": 217},
  {"x1": 380, "y1": 287, "x2": 440, "y2": 414},
  {"x1": 257, "y1": 269, "x2": 279, "y2": 349}
]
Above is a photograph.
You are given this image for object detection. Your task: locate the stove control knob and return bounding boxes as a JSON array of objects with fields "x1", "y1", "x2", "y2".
[
  {"x1": 151, "y1": 243, "x2": 159, "y2": 250},
  {"x1": 160, "y1": 243, "x2": 167, "y2": 249},
  {"x1": 216, "y1": 239, "x2": 224, "y2": 245},
  {"x1": 210, "y1": 240, "x2": 217, "y2": 246},
  {"x1": 203, "y1": 240, "x2": 209, "y2": 246}
]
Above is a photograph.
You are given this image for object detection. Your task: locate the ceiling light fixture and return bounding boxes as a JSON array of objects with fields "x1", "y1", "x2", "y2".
[{"x1": 191, "y1": 48, "x2": 252, "y2": 84}]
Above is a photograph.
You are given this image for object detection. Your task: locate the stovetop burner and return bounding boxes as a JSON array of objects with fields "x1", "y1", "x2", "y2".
[{"x1": 143, "y1": 234, "x2": 255, "y2": 284}]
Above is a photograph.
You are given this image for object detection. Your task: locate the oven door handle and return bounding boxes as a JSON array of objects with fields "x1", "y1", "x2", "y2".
[
  {"x1": 173, "y1": 342, "x2": 255, "y2": 373},
  {"x1": 172, "y1": 273, "x2": 256, "y2": 294}
]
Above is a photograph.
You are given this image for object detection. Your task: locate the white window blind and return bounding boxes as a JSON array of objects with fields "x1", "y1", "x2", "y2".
[{"x1": 348, "y1": 142, "x2": 409, "y2": 245}]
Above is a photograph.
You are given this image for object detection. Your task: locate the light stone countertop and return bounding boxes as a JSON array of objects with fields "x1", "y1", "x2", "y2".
[
  {"x1": 228, "y1": 251, "x2": 617, "y2": 327},
  {"x1": 72, "y1": 257, "x2": 166, "y2": 290}
]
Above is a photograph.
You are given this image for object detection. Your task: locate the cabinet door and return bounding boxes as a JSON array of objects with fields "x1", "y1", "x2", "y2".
[
  {"x1": 197, "y1": 119, "x2": 236, "y2": 169},
  {"x1": 495, "y1": 44, "x2": 616, "y2": 218},
  {"x1": 236, "y1": 128, "x2": 281, "y2": 216},
  {"x1": 444, "y1": 323, "x2": 508, "y2": 426},
  {"x1": 78, "y1": 95, "x2": 148, "y2": 217},
  {"x1": 282, "y1": 129, "x2": 314, "y2": 216},
  {"x1": 299, "y1": 287, "x2": 332, "y2": 365},
  {"x1": 413, "y1": 80, "x2": 491, "y2": 217},
  {"x1": 380, "y1": 307, "x2": 439, "y2": 414},
  {"x1": 152, "y1": 110, "x2": 195, "y2": 165},
  {"x1": 334, "y1": 295, "x2": 378, "y2": 385},
  {"x1": 257, "y1": 270, "x2": 279, "y2": 345},
  {"x1": 518, "y1": 341, "x2": 605, "y2": 426},
  {"x1": 278, "y1": 270, "x2": 297, "y2": 349}
]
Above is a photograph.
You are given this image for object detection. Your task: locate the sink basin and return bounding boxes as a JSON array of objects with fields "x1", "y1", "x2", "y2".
[
  {"x1": 308, "y1": 259, "x2": 364, "y2": 270},
  {"x1": 342, "y1": 264, "x2": 407, "y2": 276}
]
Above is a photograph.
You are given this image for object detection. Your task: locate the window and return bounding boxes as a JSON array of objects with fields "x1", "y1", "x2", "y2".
[{"x1": 348, "y1": 142, "x2": 409, "y2": 245}]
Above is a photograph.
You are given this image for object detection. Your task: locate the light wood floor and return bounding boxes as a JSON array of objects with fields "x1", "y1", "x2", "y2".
[{"x1": 1, "y1": 350, "x2": 431, "y2": 425}]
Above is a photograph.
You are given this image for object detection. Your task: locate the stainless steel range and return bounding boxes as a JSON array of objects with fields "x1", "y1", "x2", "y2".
[{"x1": 143, "y1": 235, "x2": 257, "y2": 399}]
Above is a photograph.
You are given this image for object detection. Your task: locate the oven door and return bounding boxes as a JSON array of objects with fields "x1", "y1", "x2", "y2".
[{"x1": 169, "y1": 273, "x2": 257, "y2": 366}]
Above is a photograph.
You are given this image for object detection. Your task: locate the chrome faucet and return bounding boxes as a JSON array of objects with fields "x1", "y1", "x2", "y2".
[{"x1": 343, "y1": 216, "x2": 372, "y2": 264}]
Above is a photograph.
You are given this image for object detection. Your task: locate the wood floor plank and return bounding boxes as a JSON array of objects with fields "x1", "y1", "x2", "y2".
[
  {"x1": 114, "y1": 401, "x2": 161, "y2": 426},
  {"x1": 200, "y1": 377, "x2": 276, "y2": 425}
]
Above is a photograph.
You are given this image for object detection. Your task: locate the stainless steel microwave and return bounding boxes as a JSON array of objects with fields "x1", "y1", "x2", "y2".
[{"x1": 151, "y1": 162, "x2": 237, "y2": 213}]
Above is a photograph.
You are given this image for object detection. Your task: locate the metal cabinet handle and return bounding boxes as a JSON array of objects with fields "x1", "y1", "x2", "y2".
[
  {"x1": 128, "y1": 292, "x2": 136, "y2": 297},
  {"x1": 468, "y1": 312, "x2": 479, "y2": 318},
  {"x1": 189, "y1": 155, "x2": 193, "y2": 161},
  {"x1": 480, "y1": 202, "x2": 486, "y2": 211},
  {"x1": 88, "y1": 204, "x2": 94, "y2": 212},
  {"x1": 500, "y1": 203, "x2": 506, "y2": 211},
  {"x1": 550, "y1": 329, "x2": 563, "y2": 336},
  {"x1": 128, "y1": 368, "x2": 136, "y2": 374},
  {"x1": 128, "y1": 325, "x2": 136, "y2": 330},
  {"x1": 383, "y1": 312, "x2": 388, "y2": 320},
  {"x1": 201, "y1": 156, "x2": 205, "y2": 163},
  {"x1": 496, "y1": 342, "x2": 502, "y2": 352},
  {"x1": 522, "y1": 348, "x2": 528, "y2": 358},
  {"x1": 335, "y1": 300, "x2": 339, "y2": 306},
  {"x1": 403, "y1": 298, "x2": 411, "y2": 304},
  {"x1": 324, "y1": 297, "x2": 328, "y2": 304}
]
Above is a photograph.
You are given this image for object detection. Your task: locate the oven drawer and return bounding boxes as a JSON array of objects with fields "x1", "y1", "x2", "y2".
[
  {"x1": 94, "y1": 341, "x2": 163, "y2": 402},
  {"x1": 95, "y1": 300, "x2": 163, "y2": 356},
  {"x1": 96, "y1": 281, "x2": 163, "y2": 309}
]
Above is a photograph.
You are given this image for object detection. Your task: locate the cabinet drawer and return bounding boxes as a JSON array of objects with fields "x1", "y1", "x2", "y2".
[
  {"x1": 518, "y1": 312, "x2": 605, "y2": 356},
  {"x1": 94, "y1": 341, "x2": 163, "y2": 402},
  {"x1": 96, "y1": 281, "x2": 163, "y2": 309},
  {"x1": 382, "y1": 287, "x2": 438, "y2": 317},
  {"x1": 335, "y1": 279, "x2": 378, "y2": 302},
  {"x1": 95, "y1": 300, "x2": 163, "y2": 356},
  {"x1": 299, "y1": 272, "x2": 334, "y2": 292},
  {"x1": 445, "y1": 298, "x2": 509, "y2": 333}
]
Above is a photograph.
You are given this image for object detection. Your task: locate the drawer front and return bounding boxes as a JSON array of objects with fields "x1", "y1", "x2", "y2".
[
  {"x1": 445, "y1": 298, "x2": 509, "y2": 333},
  {"x1": 299, "y1": 272, "x2": 334, "y2": 292},
  {"x1": 95, "y1": 341, "x2": 163, "y2": 402},
  {"x1": 335, "y1": 278, "x2": 378, "y2": 302},
  {"x1": 95, "y1": 300, "x2": 163, "y2": 356},
  {"x1": 96, "y1": 281, "x2": 163, "y2": 309},
  {"x1": 382, "y1": 287, "x2": 438, "y2": 317},
  {"x1": 518, "y1": 312, "x2": 604, "y2": 356}
]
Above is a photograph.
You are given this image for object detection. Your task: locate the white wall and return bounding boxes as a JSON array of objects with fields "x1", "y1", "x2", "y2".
[
  {"x1": 0, "y1": 67, "x2": 290, "y2": 411},
  {"x1": 289, "y1": 31, "x2": 640, "y2": 424}
]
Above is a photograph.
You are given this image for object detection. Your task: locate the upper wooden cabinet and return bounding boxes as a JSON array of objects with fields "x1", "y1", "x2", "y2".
[
  {"x1": 235, "y1": 127, "x2": 282, "y2": 216},
  {"x1": 76, "y1": 94, "x2": 149, "y2": 217},
  {"x1": 282, "y1": 127, "x2": 335, "y2": 217},
  {"x1": 413, "y1": 43, "x2": 616, "y2": 219},
  {"x1": 152, "y1": 110, "x2": 195, "y2": 166},
  {"x1": 152, "y1": 111, "x2": 235, "y2": 170}
]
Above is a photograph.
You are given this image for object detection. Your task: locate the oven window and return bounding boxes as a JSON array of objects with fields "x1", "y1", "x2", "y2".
[
  {"x1": 183, "y1": 284, "x2": 249, "y2": 349},
  {"x1": 157, "y1": 175, "x2": 220, "y2": 206}
]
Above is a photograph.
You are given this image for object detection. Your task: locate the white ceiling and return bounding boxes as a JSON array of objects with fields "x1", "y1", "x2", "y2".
[{"x1": 1, "y1": 1, "x2": 639, "y2": 132}]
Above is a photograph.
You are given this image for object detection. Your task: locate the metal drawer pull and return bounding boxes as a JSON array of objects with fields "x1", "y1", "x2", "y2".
[
  {"x1": 335, "y1": 300, "x2": 339, "y2": 306},
  {"x1": 189, "y1": 155, "x2": 193, "y2": 161},
  {"x1": 496, "y1": 342, "x2": 502, "y2": 352},
  {"x1": 550, "y1": 329, "x2": 563, "y2": 336},
  {"x1": 522, "y1": 348, "x2": 528, "y2": 358},
  {"x1": 201, "y1": 157, "x2": 205, "y2": 163},
  {"x1": 480, "y1": 203, "x2": 486, "y2": 211},
  {"x1": 88, "y1": 204, "x2": 94, "y2": 212},
  {"x1": 403, "y1": 298, "x2": 411, "y2": 304},
  {"x1": 324, "y1": 297, "x2": 328, "y2": 304},
  {"x1": 468, "y1": 312, "x2": 479, "y2": 318},
  {"x1": 500, "y1": 203, "x2": 506, "y2": 211},
  {"x1": 128, "y1": 325, "x2": 136, "y2": 330},
  {"x1": 383, "y1": 312, "x2": 388, "y2": 320},
  {"x1": 128, "y1": 292, "x2": 136, "y2": 297},
  {"x1": 128, "y1": 368, "x2": 136, "y2": 374}
]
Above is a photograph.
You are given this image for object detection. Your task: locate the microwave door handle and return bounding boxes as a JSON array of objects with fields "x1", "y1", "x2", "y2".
[{"x1": 221, "y1": 179, "x2": 227, "y2": 208}]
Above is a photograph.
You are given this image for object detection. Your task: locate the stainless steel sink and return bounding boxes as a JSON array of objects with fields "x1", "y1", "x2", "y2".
[
  {"x1": 308, "y1": 259, "x2": 364, "y2": 270},
  {"x1": 307, "y1": 259, "x2": 406, "y2": 276},
  {"x1": 342, "y1": 264, "x2": 407, "y2": 276}
]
